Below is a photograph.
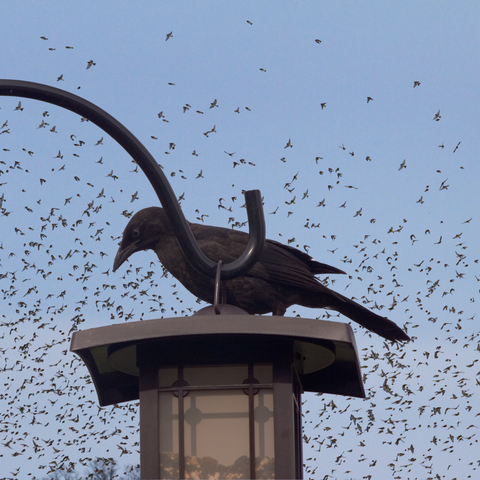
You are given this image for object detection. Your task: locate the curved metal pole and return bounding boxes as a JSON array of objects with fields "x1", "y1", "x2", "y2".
[{"x1": 0, "y1": 79, "x2": 265, "y2": 280}]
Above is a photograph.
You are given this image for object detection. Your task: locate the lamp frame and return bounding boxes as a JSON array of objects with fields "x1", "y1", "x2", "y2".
[{"x1": 71, "y1": 313, "x2": 365, "y2": 479}]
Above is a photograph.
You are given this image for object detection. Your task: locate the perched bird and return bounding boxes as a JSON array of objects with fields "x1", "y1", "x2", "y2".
[{"x1": 113, "y1": 207, "x2": 410, "y2": 342}]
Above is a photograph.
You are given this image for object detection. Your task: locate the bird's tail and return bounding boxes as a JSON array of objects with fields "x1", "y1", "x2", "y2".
[{"x1": 327, "y1": 293, "x2": 410, "y2": 343}]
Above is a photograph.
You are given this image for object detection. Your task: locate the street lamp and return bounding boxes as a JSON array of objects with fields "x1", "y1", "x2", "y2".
[
  {"x1": 71, "y1": 307, "x2": 364, "y2": 479},
  {"x1": 1, "y1": 80, "x2": 365, "y2": 479}
]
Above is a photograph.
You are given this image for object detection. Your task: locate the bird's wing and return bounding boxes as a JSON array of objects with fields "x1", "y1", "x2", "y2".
[
  {"x1": 258, "y1": 240, "x2": 344, "y2": 290},
  {"x1": 190, "y1": 223, "x2": 344, "y2": 290},
  {"x1": 263, "y1": 239, "x2": 345, "y2": 275}
]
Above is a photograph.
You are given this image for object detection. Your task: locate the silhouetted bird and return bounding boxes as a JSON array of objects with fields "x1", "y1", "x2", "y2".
[{"x1": 113, "y1": 207, "x2": 410, "y2": 342}]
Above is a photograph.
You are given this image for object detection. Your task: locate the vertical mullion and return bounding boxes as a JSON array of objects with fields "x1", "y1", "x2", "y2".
[
  {"x1": 294, "y1": 385, "x2": 303, "y2": 480},
  {"x1": 248, "y1": 363, "x2": 256, "y2": 479},
  {"x1": 178, "y1": 366, "x2": 185, "y2": 480},
  {"x1": 273, "y1": 363, "x2": 297, "y2": 479}
]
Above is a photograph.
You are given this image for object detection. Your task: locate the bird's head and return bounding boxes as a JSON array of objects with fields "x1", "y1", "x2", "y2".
[{"x1": 113, "y1": 207, "x2": 169, "y2": 272}]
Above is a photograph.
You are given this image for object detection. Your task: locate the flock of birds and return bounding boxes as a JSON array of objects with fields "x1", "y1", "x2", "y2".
[{"x1": 0, "y1": 19, "x2": 478, "y2": 480}]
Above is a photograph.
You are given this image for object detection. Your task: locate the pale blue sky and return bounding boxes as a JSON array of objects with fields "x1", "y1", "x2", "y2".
[{"x1": 1, "y1": 2, "x2": 480, "y2": 479}]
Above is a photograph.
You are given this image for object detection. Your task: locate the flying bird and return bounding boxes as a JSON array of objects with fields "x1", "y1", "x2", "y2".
[{"x1": 113, "y1": 207, "x2": 410, "y2": 342}]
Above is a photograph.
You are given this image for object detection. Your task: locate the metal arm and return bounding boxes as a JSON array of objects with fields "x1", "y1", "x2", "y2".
[{"x1": 0, "y1": 79, "x2": 265, "y2": 280}]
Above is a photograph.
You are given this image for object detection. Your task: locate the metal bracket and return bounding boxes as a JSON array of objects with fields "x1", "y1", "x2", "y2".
[{"x1": 0, "y1": 79, "x2": 266, "y2": 281}]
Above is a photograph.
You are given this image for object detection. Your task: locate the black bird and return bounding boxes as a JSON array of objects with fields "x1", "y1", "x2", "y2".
[{"x1": 113, "y1": 207, "x2": 410, "y2": 342}]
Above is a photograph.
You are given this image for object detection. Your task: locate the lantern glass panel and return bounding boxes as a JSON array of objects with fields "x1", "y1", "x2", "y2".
[
  {"x1": 158, "y1": 367, "x2": 178, "y2": 387},
  {"x1": 159, "y1": 392, "x2": 179, "y2": 479},
  {"x1": 254, "y1": 364, "x2": 273, "y2": 383},
  {"x1": 184, "y1": 389, "x2": 250, "y2": 465},
  {"x1": 158, "y1": 365, "x2": 275, "y2": 479}
]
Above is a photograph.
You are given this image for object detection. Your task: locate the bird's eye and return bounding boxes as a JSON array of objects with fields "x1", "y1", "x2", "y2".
[{"x1": 132, "y1": 228, "x2": 140, "y2": 238}]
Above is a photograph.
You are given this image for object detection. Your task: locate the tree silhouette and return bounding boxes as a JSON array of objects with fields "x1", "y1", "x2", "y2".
[{"x1": 41, "y1": 459, "x2": 139, "y2": 480}]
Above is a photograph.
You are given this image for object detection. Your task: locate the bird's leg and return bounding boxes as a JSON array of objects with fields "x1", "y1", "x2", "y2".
[{"x1": 220, "y1": 281, "x2": 226, "y2": 305}]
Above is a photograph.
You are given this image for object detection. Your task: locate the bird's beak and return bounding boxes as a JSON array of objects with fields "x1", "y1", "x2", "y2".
[{"x1": 112, "y1": 241, "x2": 139, "y2": 272}]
